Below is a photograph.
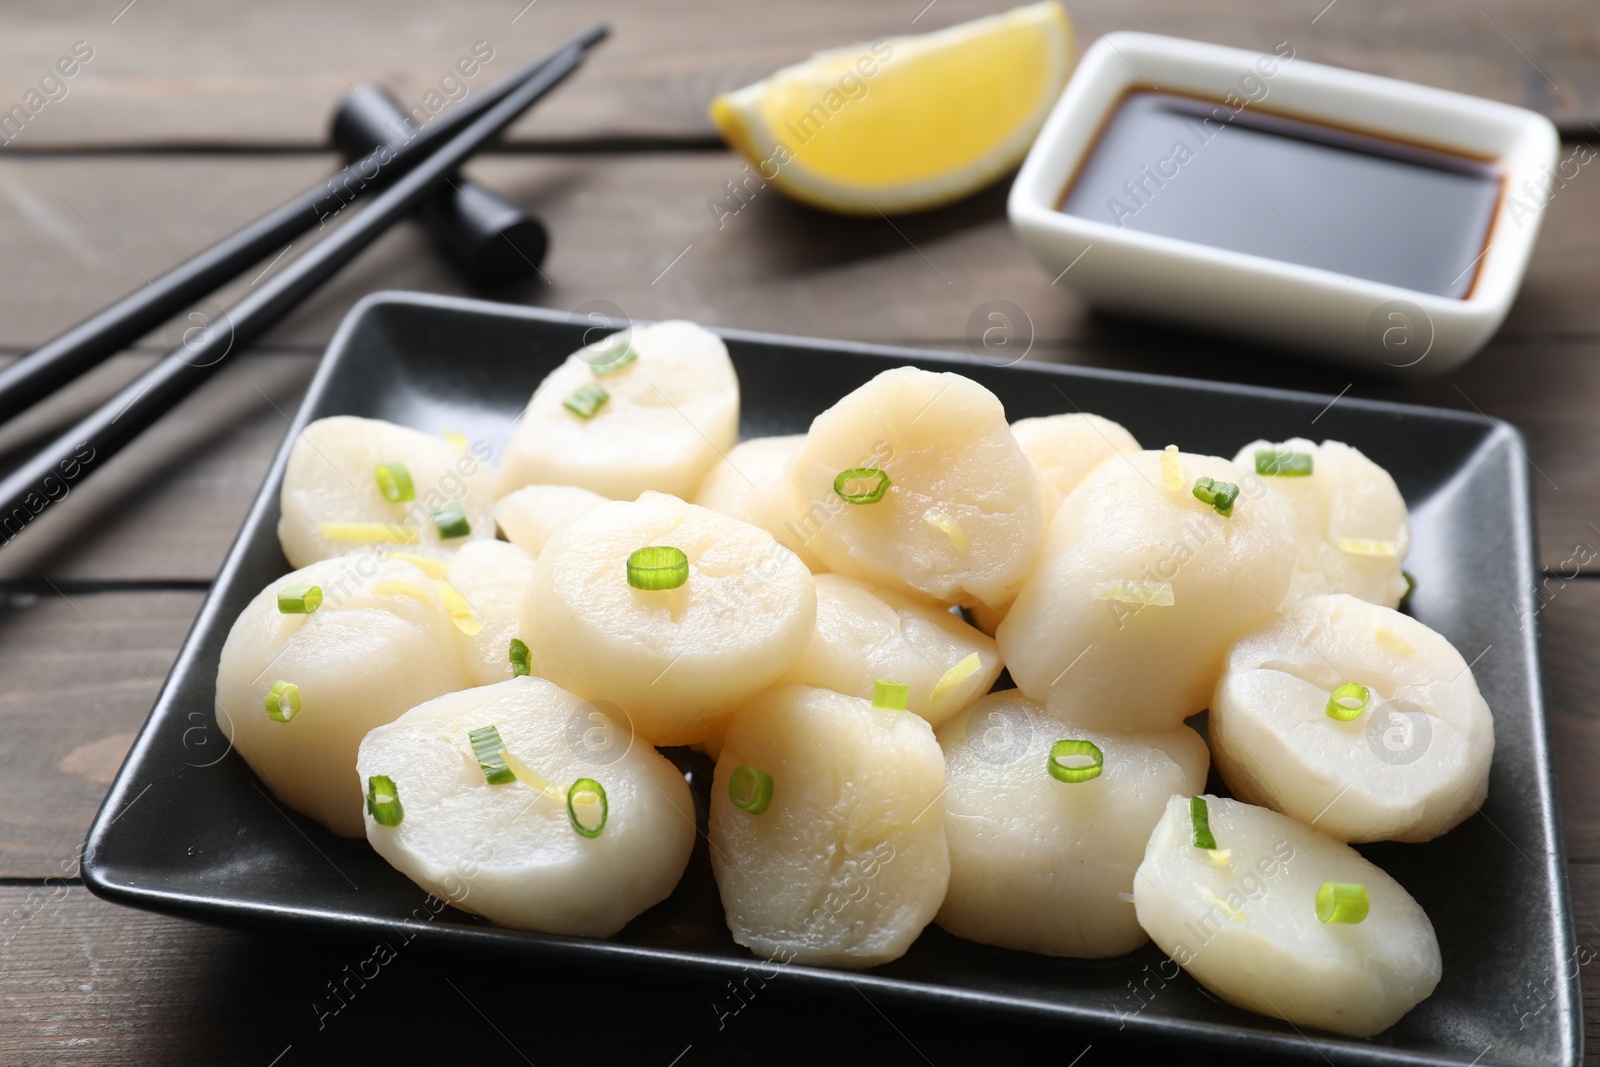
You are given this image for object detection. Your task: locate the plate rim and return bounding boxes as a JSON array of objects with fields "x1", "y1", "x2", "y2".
[{"x1": 79, "y1": 289, "x2": 1580, "y2": 1067}]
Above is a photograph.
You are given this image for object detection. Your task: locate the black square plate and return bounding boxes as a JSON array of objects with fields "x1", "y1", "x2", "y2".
[{"x1": 83, "y1": 292, "x2": 1580, "y2": 1066}]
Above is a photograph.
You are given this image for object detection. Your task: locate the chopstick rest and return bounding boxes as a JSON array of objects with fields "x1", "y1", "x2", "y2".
[{"x1": 333, "y1": 84, "x2": 549, "y2": 287}]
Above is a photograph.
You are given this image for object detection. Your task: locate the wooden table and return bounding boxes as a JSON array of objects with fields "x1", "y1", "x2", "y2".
[{"x1": 2, "y1": 2, "x2": 1597, "y2": 1063}]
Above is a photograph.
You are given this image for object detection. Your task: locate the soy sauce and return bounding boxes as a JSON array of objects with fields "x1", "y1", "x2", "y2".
[{"x1": 1058, "y1": 91, "x2": 1502, "y2": 298}]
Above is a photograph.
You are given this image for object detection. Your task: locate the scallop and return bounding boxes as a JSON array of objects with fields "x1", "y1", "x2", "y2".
[
  {"x1": 493, "y1": 484, "x2": 608, "y2": 557},
  {"x1": 278, "y1": 416, "x2": 495, "y2": 569},
  {"x1": 693, "y1": 434, "x2": 827, "y2": 573},
  {"x1": 1210, "y1": 593, "x2": 1493, "y2": 843},
  {"x1": 496, "y1": 321, "x2": 740, "y2": 501},
  {"x1": 357, "y1": 676, "x2": 695, "y2": 937},
  {"x1": 788, "y1": 367, "x2": 1044, "y2": 610},
  {"x1": 1233, "y1": 438, "x2": 1410, "y2": 607},
  {"x1": 216, "y1": 554, "x2": 472, "y2": 837},
  {"x1": 526, "y1": 491, "x2": 817, "y2": 746},
  {"x1": 441, "y1": 539, "x2": 539, "y2": 687},
  {"x1": 935, "y1": 692, "x2": 1208, "y2": 958},
  {"x1": 710, "y1": 685, "x2": 949, "y2": 968},
  {"x1": 998, "y1": 448, "x2": 1295, "y2": 732},
  {"x1": 1011, "y1": 412, "x2": 1141, "y2": 522},
  {"x1": 1134, "y1": 795, "x2": 1441, "y2": 1037},
  {"x1": 776, "y1": 573, "x2": 1001, "y2": 728}
]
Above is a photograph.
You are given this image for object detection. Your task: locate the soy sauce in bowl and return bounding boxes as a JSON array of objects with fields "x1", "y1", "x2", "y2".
[{"x1": 1057, "y1": 91, "x2": 1502, "y2": 299}]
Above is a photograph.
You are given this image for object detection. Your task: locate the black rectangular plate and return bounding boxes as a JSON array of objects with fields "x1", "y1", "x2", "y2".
[{"x1": 83, "y1": 292, "x2": 1580, "y2": 1066}]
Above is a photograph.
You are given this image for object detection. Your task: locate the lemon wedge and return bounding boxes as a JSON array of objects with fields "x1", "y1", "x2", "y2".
[{"x1": 710, "y1": 1, "x2": 1072, "y2": 216}]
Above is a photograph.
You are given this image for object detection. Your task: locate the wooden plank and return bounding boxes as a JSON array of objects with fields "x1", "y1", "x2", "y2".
[
  {"x1": 4, "y1": 151, "x2": 1600, "y2": 352},
  {"x1": 0, "y1": 877, "x2": 1596, "y2": 1063},
  {"x1": 0, "y1": 351, "x2": 316, "y2": 583},
  {"x1": 2, "y1": 153, "x2": 1596, "y2": 572},
  {"x1": 0, "y1": 591, "x2": 202, "y2": 879},
  {"x1": 0, "y1": 887, "x2": 1118, "y2": 1066},
  {"x1": 1546, "y1": 581, "x2": 1600, "y2": 864},
  {"x1": 0, "y1": 0, "x2": 1595, "y2": 148}
]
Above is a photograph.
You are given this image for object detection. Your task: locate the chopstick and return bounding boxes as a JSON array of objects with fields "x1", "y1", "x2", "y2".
[
  {"x1": 0, "y1": 19, "x2": 607, "y2": 426},
  {"x1": 0, "y1": 30, "x2": 605, "y2": 545}
]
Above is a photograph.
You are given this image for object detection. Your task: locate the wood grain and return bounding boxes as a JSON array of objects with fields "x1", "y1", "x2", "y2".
[
  {"x1": 0, "y1": 0, "x2": 1595, "y2": 149},
  {"x1": 0, "y1": 591, "x2": 201, "y2": 879},
  {"x1": 2, "y1": 153, "x2": 1598, "y2": 573},
  {"x1": 0, "y1": 3, "x2": 1597, "y2": 1064},
  {"x1": 8, "y1": 882, "x2": 1590, "y2": 1066},
  {"x1": 0, "y1": 351, "x2": 316, "y2": 583},
  {"x1": 0, "y1": 875, "x2": 1596, "y2": 1064},
  {"x1": 9, "y1": 148, "x2": 1600, "y2": 349},
  {"x1": 4, "y1": 151, "x2": 1599, "y2": 354}
]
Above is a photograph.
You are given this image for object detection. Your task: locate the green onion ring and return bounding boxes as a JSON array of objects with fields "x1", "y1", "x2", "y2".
[
  {"x1": 276, "y1": 584, "x2": 322, "y2": 615},
  {"x1": 1192, "y1": 476, "x2": 1241, "y2": 517},
  {"x1": 265, "y1": 680, "x2": 301, "y2": 723},
  {"x1": 1325, "y1": 682, "x2": 1370, "y2": 722},
  {"x1": 431, "y1": 502, "x2": 471, "y2": 539},
  {"x1": 833, "y1": 468, "x2": 891, "y2": 505},
  {"x1": 872, "y1": 679, "x2": 910, "y2": 712},
  {"x1": 1315, "y1": 881, "x2": 1369, "y2": 924},
  {"x1": 366, "y1": 775, "x2": 404, "y2": 826},
  {"x1": 568, "y1": 778, "x2": 609, "y2": 838},
  {"x1": 589, "y1": 337, "x2": 637, "y2": 377},
  {"x1": 469, "y1": 725, "x2": 515, "y2": 785},
  {"x1": 729, "y1": 765, "x2": 774, "y2": 814},
  {"x1": 375, "y1": 462, "x2": 416, "y2": 503},
  {"x1": 1254, "y1": 449, "x2": 1313, "y2": 477},
  {"x1": 563, "y1": 382, "x2": 609, "y2": 419},
  {"x1": 627, "y1": 546, "x2": 689, "y2": 591},
  {"x1": 1190, "y1": 795, "x2": 1217, "y2": 850},
  {"x1": 1048, "y1": 739, "x2": 1104, "y2": 784},
  {"x1": 508, "y1": 638, "x2": 532, "y2": 677}
]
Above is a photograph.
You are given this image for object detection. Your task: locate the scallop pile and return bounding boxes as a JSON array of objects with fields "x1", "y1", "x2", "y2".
[{"x1": 216, "y1": 318, "x2": 1490, "y2": 1037}]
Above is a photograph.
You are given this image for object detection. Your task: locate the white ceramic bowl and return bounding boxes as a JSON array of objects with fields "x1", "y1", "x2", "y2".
[{"x1": 1008, "y1": 32, "x2": 1560, "y2": 377}]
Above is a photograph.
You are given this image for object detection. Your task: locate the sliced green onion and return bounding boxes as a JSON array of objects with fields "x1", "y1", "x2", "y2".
[
  {"x1": 374, "y1": 462, "x2": 415, "y2": 503},
  {"x1": 567, "y1": 778, "x2": 608, "y2": 838},
  {"x1": 729, "y1": 765, "x2": 774, "y2": 814},
  {"x1": 366, "y1": 775, "x2": 404, "y2": 826},
  {"x1": 1325, "y1": 682, "x2": 1370, "y2": 722},
  {"x1": 1192, "y1": 476, "x2": 1241, "y2": 517},
  {"x1": 563, "y1": 382, "x2": 609, "y2": 419},
  {"x1": 508, "y1": 638, "x2": 532, "y2": 677},
  {"x1": 266, "y1": 680, "x2": 301, "y2": 723},
  {"x1": 469, "y1": 725, "x2": 515, "y2": 785},
  {"x1": 1255, "y1": 449, "x2": 1313, "y2": 477},
  {"x1": 833, "y1": 468, "x2": 891, "y2": 505},
  {"x1": 276, "y1": 584, "x2": 322, "y2": 615},
  {"x1": 872, "y1": 679, "x2": 909, "y2": 712},
  {"x1": 1190, "y1": 796, "x2": 1217, "y2": 850},
  {"x1": 431, "y1": 502, "x2": 471, "y2": 539},
  {"x1": 1048, "y1": 739, "x2": 1104, "y2": 784},
  {"x1": 589, "y1": 337, "x2": 637, "y2": 377},
  {"x1": 627, "y1": 546, "x2": 689, "y2": 591},
  {"x1": 1402, "y1": 570, "x2": 1417, "y2": 607},
  {"x1": 1315, "y1": 881, "x2": 1369, "y2": 924}
]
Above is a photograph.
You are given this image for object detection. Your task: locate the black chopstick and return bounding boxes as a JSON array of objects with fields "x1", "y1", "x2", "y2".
[
  {"x1": 0, "y1": 32, "x2": 603, "y2": 545},
  {"x1": 0, "y1": 19, "x2": 607, "y2": 427}
]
